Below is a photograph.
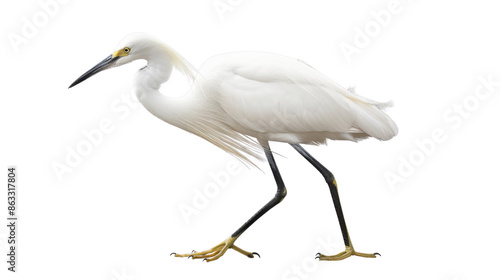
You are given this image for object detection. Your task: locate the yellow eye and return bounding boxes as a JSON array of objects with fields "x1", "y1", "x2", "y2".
[{"x1": 112, "y1": 47, "x2": 130, "y2": 58}]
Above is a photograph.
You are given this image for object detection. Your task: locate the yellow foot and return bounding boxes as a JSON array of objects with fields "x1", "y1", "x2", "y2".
[
  {"x1": 170, "y1": 236, "x2": 260, "y2": 262},
  {"x1": 316, "y1": 246, "x2": 380, "y2": 261}
]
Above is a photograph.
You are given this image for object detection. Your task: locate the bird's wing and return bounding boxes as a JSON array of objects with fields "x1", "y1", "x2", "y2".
[{"x1": 210, "y1": 53, "x2": 397, "y2": 142}]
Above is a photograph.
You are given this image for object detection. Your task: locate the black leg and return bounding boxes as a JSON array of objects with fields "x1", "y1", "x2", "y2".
[
  {"x1": 172, "y1": 145, "x2": 288, "y2": 262},
  {"x1": 290, "y1": 144, "x2": 350, "y2": 247},
  {"x1": 231, "y1": 146, "x2": 287, "y2": 238}
]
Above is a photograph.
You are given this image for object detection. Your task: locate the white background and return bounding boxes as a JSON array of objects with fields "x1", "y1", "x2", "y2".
[{"x1": 1, "y1": 0, "x2": 500, "y2": 279}]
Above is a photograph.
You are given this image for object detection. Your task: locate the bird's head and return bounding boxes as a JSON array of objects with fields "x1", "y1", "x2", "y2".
[
  {"x1": 69, "y1": 33, "x2": 196, "y2": 89},
  {"x1": 68, "y1": 33, "x2": 162, "y2": 88}
]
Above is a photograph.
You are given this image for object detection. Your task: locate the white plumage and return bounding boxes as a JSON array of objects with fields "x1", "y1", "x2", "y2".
[
  {"x1": 119, "y1": 34, "x2": 398, "y2": 165},
  {"x1": 71, "y1": 32, "x2": 398, "y2": 163}
]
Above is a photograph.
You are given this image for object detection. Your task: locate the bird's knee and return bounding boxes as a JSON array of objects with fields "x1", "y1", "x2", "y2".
[
  {"x1": 323, "y1": 170, "x2": 335, "y2": 184},
  {"x1": 274, "y1": 186, "x2": 287, "y2": 203}
]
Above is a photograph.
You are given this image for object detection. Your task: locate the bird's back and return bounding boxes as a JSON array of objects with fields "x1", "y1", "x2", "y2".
[{"x1": 194, "y1": 52, "x2": 398, "y2": 145}]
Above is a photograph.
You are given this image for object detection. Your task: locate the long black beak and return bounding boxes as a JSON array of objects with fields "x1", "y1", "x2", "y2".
[{"x1": 69, "y1": 55, "x2": 119, "y2": 88}]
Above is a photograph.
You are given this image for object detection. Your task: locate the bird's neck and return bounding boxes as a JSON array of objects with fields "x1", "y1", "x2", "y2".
[
  {"x1": 133, "y1": 49, "x2": 200, "y2": 129},
  {"x1": 134, "y1": 52, "x2": 174, "y2": 96}
]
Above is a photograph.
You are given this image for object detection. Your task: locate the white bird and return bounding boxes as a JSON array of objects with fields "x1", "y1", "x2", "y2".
[{"x1": 69, "y1": 33, "x2": 397, "y2": 262}]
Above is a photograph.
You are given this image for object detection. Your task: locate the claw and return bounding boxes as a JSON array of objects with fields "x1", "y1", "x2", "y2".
[
  {"x1": 170, "y1": 236, "x2": 256, "y2": 262},
  {"x1": 170, "y1": 252, "x2": 176, "y2": 256},
  {"x1": 374, "y1": 252, "x2": 381, "y2": 257},
  {"x1": 316, "y1": 247, "x2": 380, "y2": 261}
]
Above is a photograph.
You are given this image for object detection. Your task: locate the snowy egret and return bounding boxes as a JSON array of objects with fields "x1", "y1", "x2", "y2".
[{"x1": 69, "y1": 33, "x2": 397, "y2": 262}]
